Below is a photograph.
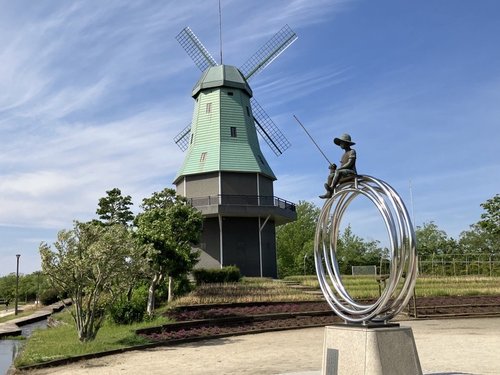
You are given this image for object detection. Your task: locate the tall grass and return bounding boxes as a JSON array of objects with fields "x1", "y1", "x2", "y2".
[
  {"x1": 285, "y1": 275, "x2": 500, "y2": 298},
  {"x1": 171, "y1": 277, "x2": 320, "y2": 306}
]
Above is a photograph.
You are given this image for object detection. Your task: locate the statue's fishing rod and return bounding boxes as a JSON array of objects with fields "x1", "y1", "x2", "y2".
[{"x1": 293, "y1": 115, "x2": 332, "y2": 165}]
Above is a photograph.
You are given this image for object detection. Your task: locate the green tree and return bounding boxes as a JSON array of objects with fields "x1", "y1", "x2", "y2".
[
  {"x1": 415, "y1": 221, "x2": 456, "y2": 257},
  {"x1": 94, "y1": 188, "x2": 144, "y2": 301},
  {"x1": 276, "y1": 201, "x2": 320, "y2": 278},
  {"x1": 0, "y1": 271, "x2": 47, "y2": 305},
  {"x1": 458, "y1": 226, "x2": 491, "y2": 254},
  {"x1": 18, "y1": 271, "x2": 44, "y2": 303},
  {"x1": 336, "y1": 225, "x2": 383, "y2": 274},
  {"x1": 477, "y1": 194, "x2": 499, "y2": 238},
  {"x1": 0, "y1": 273, "x2": 16, "y2": 301},
  {"x1": 459, "y1": 194, "x2": 499, "y2": 255},
  {"x1": 96, "y1": 188, "x2": 134, "y2": 226},
  {"x1": 40, "y1": 222, "x2": 150, "y2": 342},
  {"x1": 135, "y1": 188, "x2": 203, "y2": 314}
]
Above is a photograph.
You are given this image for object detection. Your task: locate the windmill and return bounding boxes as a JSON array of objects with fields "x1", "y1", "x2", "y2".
[{"x1": 172, "y1": 25, "x2": 297, "y2": 277}]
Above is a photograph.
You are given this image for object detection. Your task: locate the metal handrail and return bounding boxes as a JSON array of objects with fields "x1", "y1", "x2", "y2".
[{"x1": 187, "y1": 194, "x2": 296, "y2": 212}]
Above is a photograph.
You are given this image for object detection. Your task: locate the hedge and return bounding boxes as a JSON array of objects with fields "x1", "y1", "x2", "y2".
[{"x1": 192, "y1": 266, "x2": 241, "y2": 285}]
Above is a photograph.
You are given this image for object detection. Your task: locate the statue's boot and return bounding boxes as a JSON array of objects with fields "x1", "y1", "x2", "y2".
[{"x1": 319, "y1": 184, "x2": 333, "y2": 199}]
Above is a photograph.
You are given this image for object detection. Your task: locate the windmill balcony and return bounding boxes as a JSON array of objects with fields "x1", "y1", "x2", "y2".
[{"x1": 186, "y1": 194, "x2": 297, "y2": 225}]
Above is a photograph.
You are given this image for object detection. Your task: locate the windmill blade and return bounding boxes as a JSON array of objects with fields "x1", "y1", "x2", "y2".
[
  {"x1": 240, "y1": 25, "x2": 297, "y2": 81},
  {"x1": 176, "y1": 27, "x2": 218, "y2": 72},
  {"x1": 251, "y1": 97, "x2": 291, "y2": 156},
  {"x1": 174, "y1": 124, "x2": 191, "y2": 151}
]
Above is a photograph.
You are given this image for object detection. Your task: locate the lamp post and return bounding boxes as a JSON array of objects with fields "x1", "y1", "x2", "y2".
[{"x1": 15, "y1": 254, "x2": 20, "y2": 315}]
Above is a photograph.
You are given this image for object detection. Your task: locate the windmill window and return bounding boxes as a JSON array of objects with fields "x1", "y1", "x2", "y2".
[
  {"x1": 230, "y1": 127, "x2": 237, "y2": 137},
  {"x1": 227, "y1": 92, "x2": 234, "y2": 96},
  {"x1": 200, "y1": 152, "x2": 207, "y2": 162},
  {"x1": 206, "y1": 103, "x2": 212, "y2": 113},
  {"x1": 246, "y1": 106, "x2": 250, "y2": 116}
]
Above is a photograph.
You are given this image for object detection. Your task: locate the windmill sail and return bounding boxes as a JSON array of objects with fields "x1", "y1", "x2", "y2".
[
  {"x1": 239, "y1": 24, "x2": 297, "y2": 81},
  {"x1": 250, "y1": 98, "x2": 291, "y2": 155},
  {"x1": 176, "y1": 27, "x2": 217, "y2": 71},
  {"x1": 174, "y1": 27, "x2": 216, "y2": 150},
  {"x1": 173, "y1": 123, "x2": 191, "y2": 152}
]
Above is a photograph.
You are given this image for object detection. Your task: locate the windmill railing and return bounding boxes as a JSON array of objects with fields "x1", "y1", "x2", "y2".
[{"x1": 187, "y1": 194, "x2": 296, "y2": 212}]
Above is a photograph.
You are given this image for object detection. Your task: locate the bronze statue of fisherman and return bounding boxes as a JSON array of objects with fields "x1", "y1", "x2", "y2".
[{"x1": 319, "y1": 133, "x2": 357, "y2": 199}]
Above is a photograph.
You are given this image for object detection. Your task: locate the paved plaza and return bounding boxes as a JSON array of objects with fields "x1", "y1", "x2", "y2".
[{"x1": 17, "y1": 317, "x2": 500, "y2": 375}]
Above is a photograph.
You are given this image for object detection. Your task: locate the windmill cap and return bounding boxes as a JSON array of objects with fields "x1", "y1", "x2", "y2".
[
  {"x1": 334, "y1": 133, "x2": 355, "y2": 146},
  {"x1": 192, "y1": 65, "x2": 252, "y2": 98}
]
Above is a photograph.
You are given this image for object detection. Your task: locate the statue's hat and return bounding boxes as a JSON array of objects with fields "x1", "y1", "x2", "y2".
[{"x1": 334, "y1": 133, "x2": 355, "y2": 146}]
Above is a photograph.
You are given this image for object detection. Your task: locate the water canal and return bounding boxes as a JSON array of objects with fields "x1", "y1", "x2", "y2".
[{"x1": 0, "y1": 319, "x2": 47, "y2": 375}]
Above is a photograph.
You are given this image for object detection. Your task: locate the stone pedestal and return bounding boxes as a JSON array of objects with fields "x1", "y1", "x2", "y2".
[{"x1": 322, "y1": 324, "x2": 422, "y2": 375}]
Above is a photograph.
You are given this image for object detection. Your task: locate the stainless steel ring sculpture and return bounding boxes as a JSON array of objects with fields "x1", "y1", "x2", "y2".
[{"x1": 314, "y1": 175, "x2": 418, "y2": 324}]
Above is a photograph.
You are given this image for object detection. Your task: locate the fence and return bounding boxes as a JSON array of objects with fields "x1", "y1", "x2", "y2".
[
  {"x1": 352, "y1": 265, "x2": 377, "y2": 276},
  {"x1": 418, "y1": 254, "x2": 500, "y2": 277},
  {"x1": 376, "y1": 254, "x2": 500, "y2": 277}
]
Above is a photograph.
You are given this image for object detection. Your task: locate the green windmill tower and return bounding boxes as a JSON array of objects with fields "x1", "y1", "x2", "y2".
[{"x1": 173, "y1": 25, "x2": 297, "y2": 277}]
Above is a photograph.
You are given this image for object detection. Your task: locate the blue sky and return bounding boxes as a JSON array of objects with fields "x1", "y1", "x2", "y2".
[{"x1": 0, "y1": 0, "x2": 498, "y2": 276}]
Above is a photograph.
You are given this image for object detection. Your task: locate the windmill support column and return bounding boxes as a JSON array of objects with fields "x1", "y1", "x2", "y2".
[
  {"x1": 218, "y1": 214, "x2": 223, "y2": 268},
  {"x1": 259, "y1": 215, "x2": 271, "y2": 277},
  {"x1": 256, "y1": 174, "x2": 260, "y2": 206}
]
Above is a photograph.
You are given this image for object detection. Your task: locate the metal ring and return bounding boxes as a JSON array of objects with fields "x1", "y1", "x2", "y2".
[{"x1": 314, "y1": 175, "x2": 418, "y2": 323}]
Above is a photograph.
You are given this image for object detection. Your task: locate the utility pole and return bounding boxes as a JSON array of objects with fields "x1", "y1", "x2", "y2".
[{"x1": 15, "y1": 254, "x2": 21, "y2": 315}]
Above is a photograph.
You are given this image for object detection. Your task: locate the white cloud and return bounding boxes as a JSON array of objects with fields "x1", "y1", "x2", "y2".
[
  {"x1": 0, "y1": 171, "x2": 76, "y2": 197},
  {"x1": 1, "y1": 1, "x2": 499, "y2": 276}
]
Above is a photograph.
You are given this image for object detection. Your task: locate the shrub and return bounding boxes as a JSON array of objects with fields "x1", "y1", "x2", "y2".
[
  {"x1": 174, "y1": 275, "x2": 194, "y2": 296},
  {"x1": 192, "y1": 266, "x2": 241, "y2": 285},
  {"x1": 109, "y1": 286, "x2": 148, "y2": 324},
  {"x1": 109, "y1": 299, "x2": 146, "y2": 325},
  {"x1": 39, "y1": 288, "x2": 60, "y2": 305}
]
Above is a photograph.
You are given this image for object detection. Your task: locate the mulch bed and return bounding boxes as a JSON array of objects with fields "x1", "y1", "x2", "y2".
[
  {"x1": 143, "y1": 314, "x2": 340, "y2": 342},
  {"x1": 167, "y1": 301, "x2": 331, "y2": 321},
  {"x1": 138, "y1": 296, "x2": 500, "y2": 344}
]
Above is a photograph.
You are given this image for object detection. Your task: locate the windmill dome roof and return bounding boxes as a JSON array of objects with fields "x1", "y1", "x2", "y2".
[{"x1": 192, "y1": 65, "x2": 253, "y2": 98}]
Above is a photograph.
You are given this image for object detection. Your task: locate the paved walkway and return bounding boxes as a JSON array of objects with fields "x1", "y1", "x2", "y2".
[
  {"x1": 0, "y1": 302, "x2": 68, "y2": 338},
  {"x1": 17, "y1": 317, "x2": 500, "y2": 375},
  {"x1": 0, "y1": 308, "x2": 14, "y2": 319}
]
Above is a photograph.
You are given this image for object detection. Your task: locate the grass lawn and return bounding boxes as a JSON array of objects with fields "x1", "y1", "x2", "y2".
[{"x1": 15, "y1": 310, "x2": 170, "y2": 368}]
